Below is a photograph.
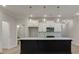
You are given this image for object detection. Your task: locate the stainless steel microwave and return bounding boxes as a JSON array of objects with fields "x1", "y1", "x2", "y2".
[{"x1": 46, "y1": 27, "x2": 54, "y2": 32}]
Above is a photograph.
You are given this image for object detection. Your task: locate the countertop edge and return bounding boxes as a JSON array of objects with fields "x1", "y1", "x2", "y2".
[{"x1": 19, "y1": 38, "x2": 72, "y2": 40}]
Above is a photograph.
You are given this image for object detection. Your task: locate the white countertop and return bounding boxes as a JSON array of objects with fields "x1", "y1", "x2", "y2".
[{"x1": 19, "y1": 37, "x2": 72, "y2": 40}]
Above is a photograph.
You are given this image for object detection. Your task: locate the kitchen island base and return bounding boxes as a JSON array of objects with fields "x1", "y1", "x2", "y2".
[{"x1": 20, "y1": 40, "x2": 72, "y2": 54}]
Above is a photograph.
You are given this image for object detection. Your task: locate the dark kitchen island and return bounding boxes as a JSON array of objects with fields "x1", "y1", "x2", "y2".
[{"x1": 20, "y1": 38, "x2": 72, "y2": 54}]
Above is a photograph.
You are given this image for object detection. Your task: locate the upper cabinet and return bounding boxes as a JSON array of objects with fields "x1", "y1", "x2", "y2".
[
  {"x1": 38, "y1": 22, "x2": 47, "y2": 32},
  {"x1": 54, "y1": 23, "x2": 62, "y2": 32},
  {"x1": 27, "y1": 20, "x2": 39, "y2": 27},
  {"x1": 27, "y1": 19, "x2": 62, "y2": 32},
  {"x1": 42, "y1": 22, "x2": 47, "y2": 32},
  {"x1": 38, "y1": 21, "x2": 62, "y2": 32},
  {"x1": 38, "y1": 22, "x2": 43, "y2": 32},
  {"x1": 39, "y1": 21, "x2": 57, "y2": 32},
  {"x1": 46, "y1": 21, "x2": 55, "y2": 27}
]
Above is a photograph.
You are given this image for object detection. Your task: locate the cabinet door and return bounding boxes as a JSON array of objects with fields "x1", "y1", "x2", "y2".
[
  {"x1": 38, "y1": 23, "x2": 43, "y2": 32},
  {"x1": 21, "y1": 40, "x2": 39, "y2": 54},
  {"x1": 38, "y1": 32, "x2": 46, "y2": 38},
  {"x1": 54, "y1": 23, "x2": 61, "y2": 32},
  {"x1": 42, "y1": 23, "x2": 46, "y2": 32},
  {"x1": 39, "y1": 22, "x2": 46, "y2": 32}
]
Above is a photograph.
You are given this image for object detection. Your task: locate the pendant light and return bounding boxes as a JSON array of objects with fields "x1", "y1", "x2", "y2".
[
  {"x1": 43, "y1": 5, "x2": 47, "y2": 22},
  {"x1": 56, "y1": 6, "x2": 62, "y2": 22},
  {"x1": 27, "y1": 5, "x2": 33, "y2": 22}
]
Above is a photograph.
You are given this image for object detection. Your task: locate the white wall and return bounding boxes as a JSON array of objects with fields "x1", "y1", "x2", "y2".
[
  {"x1": 61, "y1": 17, "x2": 79, "y2": 46},
  {"x1": 0, "y1": 8, "x2": 17, "y2": 49},
  {"x1": 0, "y1": 12, "x2": 2, "y2": 48},
  {"x1": 2, "y1": 21, "x2": 10, "y2": 48},
  {"x1": 70, "y1": 17, "x2": 79, "y2": 46},
  {"x1": 3, "y1": 14, "x2": 17, "y2": 48}
]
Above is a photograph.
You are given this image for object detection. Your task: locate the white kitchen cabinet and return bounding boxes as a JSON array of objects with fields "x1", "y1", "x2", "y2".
[
  {"x1": 29, "y1": 20, "x2": 62, "y2": 33},
  {"x1": 38, "y1": 22, "x2": 46, "y2": 32},
  {"x1": 27, "y1": 20, "x2": 39, "y2": 27},
  {"x1": 54, "y1": 23, "x2": 62, "y2": 32},
  {"x1": 42, "y1": 22, "x2": 47, "y2": 32},
  {"x1": 38, "y1": 32, "x2": 46, "y2": 38},
  {"x1": 38, "y1": 22, "x2": 43, "y2": 32},
  {"x1": 46, "y1": 21, "x2": 55, "y2": 27}
]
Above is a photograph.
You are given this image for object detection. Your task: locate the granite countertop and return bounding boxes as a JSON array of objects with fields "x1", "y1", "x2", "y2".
[{"x1": 19, "y1": 37, "x2": 72, "y2": 40}]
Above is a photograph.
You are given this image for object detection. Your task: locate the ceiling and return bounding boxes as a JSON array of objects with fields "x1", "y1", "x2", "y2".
[{"x1": 1, "y1": 5, "x2": 79, "y2": 19}]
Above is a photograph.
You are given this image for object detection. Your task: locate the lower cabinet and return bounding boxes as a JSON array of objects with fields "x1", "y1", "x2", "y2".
[{"x1": 20, "y1": 40, "x2": 72, "y2": 54}]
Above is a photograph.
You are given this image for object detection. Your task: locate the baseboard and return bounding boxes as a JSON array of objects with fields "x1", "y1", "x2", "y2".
[{"x1": 3, "y1": 46, "x2": 18, "y2": 50}]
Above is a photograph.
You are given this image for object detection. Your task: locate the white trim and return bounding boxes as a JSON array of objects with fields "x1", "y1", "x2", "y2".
[{"x1": 20, "y1": 37, "x2": 72, "y2": 40}]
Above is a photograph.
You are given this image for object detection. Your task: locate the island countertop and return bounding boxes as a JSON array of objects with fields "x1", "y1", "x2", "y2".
[{"x1": 19, "y1": 37, "x2": 72, "y2": 40}]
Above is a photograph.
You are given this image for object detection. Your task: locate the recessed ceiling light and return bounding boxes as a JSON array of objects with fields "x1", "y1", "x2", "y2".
[
  {"x1": 57, "y1": 6, "x2": 60, "y2": 8},
  {"x1": 43, "y1": 6, "x2": 46, "y2": 8},
  {"x1": 29, "y1": 6, "x2": 32, "y2": 8},
  {"x1": 76, "y1": 12, "x2": 79, "y2": 15}
]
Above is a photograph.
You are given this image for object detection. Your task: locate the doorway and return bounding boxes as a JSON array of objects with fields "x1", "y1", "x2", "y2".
[{"x1": 28, "y1": 27, "x2": 38, "y2": 37}]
